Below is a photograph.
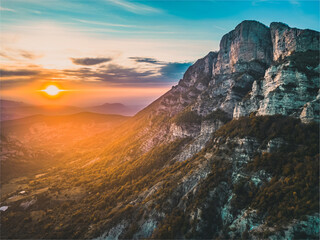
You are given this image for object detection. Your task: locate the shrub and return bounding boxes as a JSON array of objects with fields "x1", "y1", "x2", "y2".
[
  {"x1": 203, "y1": 109, "x2": 231, "y2": 123},
  {"x1": 172, "y1": 110, "x2": 202, "y2": 125}
]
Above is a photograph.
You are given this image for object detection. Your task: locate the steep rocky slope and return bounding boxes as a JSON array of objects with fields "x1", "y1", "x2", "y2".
[
  {"x1": 1, "y1": 20, "x2": 319, "y2": 239},
  {"x1": 137, "y1": 20, "x2": 319, "y2": 162}
]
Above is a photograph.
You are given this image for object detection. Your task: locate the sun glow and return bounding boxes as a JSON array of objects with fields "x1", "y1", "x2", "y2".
[{"x1": 41, "y1": 85, "x2": 63, "y2": 96}]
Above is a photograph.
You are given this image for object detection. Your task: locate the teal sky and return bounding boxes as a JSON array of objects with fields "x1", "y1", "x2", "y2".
[
  {"x1": 1, "y1": 0, "x2": 319, "y2": 41},
  {"x1": 0, "y1": 0, "x2": 319, "y2": 106}
]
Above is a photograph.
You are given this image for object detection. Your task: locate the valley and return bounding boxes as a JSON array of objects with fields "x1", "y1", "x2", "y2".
[{"x1": 1, "y1": 112, "x2": 129, "y2": 182}]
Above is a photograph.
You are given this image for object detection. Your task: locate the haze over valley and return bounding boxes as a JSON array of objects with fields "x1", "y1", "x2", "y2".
[{"x1": 1, "y1": 99, "x2": 143, "y2": 121}]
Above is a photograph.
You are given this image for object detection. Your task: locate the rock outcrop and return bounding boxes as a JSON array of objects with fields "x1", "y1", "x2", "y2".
[
  {"x1": 270, "y1": 22, "x2": 319, "y2": 61},
  {"x1": 233, "y1": 52, "x2": 319, "y2": 122},
  {"x1": 215, "y1": 20, "x2": 272, "y2": 75}
]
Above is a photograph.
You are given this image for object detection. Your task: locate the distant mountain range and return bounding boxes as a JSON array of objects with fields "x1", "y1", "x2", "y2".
[{"x1": 0, "y1": 99, "x2": 143, "y2": 121}]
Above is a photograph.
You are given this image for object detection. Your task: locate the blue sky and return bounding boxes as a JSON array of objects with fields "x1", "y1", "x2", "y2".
[
  {"x1": 1, "y1": 1, "x2": 319, "y2": 40},
  {"x1": 0, "y1": 0, "x2": 319, "y2": 105}
]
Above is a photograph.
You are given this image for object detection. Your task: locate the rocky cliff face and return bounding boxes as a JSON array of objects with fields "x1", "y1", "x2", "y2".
[
  {"x1": 215, "y1": 20, "x2": 272, "y2": 75},
  {"x1": 126, "y1": 20, "x2": 320, "y2": 239},
  {"x1": 270, "y1": 22, "x2": 319, "y2": 61},
  {"x1": 151, "y1": 51, "x2": 218, "y2": 117},
  {"x1": 140, "y1": 20, "x2": 319, "y2": 167},
  {"x1": 154, "y1": 20, "x2": 319, "y2": 123},
  {"x1": 232, "y1": 22, "x2": 319, "y2": 122}
]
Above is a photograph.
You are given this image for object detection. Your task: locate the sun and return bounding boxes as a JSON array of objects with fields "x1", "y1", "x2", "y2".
[{"x1": 41, "y1": 85, "x2": 63, "y2": 96}]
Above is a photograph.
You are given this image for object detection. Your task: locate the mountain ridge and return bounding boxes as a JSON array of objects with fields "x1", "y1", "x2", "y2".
[{"x1": 0, "y1": 99, "x2": 142, "y2": 121}]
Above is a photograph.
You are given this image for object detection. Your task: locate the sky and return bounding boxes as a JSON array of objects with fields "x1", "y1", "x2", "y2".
[{"x1": 1, "y1": 0, "x2": 319, "y2": 106}]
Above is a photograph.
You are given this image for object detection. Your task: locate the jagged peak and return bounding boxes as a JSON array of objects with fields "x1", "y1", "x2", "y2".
[
  {"x1": 219, "y1": 19, "x2": 271, "y2": 47},
  {"x1": 270, "y1": 21, "x2": 319, "y2": 61},
  {"x1": 181, "y1": 51, "x2": 218, "y2": 84},
  {"x1": 221, "y1": 20, "x2": 269, "y2": 40},
  {"x1": 235, "y1": 20, "x2": 269, "y2": 30},
  {"x1": 187, "y1": 51, "x2": 218, "y2": 68},
  {"x1": 270, "y1": 21, "x2": 320, "y2": 34},
  {"x1": 206, "y1": 51, "x2": 219, "y2": 57},
  {"x1": 216, "y1": 19, "x2": 273, "y2": 75},
  {"x1": 270, "y1": 22, "x2": 290, "y2": 30}
]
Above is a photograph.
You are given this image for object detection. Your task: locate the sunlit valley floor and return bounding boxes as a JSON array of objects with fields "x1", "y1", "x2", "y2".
[{"x1": 1, "y1": 21, "x2": 320, "y2": 239}]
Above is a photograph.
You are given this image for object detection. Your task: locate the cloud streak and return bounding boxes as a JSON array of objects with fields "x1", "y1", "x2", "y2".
[
  {"x1": 160, "y1": 62, "x2": 192, "y2": 80},
  {"x1": 0, "y1": 69, "x2": 40, "y2": 77},
  {"x1": 71, "y1": 57, "x2": 113, "y2": 66},
  {"x1": 75, "y1": 19, "x2": 139, "y2": 28},
  {"x1": 0, "y1": 49, "x2": 41, "y2": 61},
  {"x1": 107, "y1": 0, "x2": 162, "y2": 14},
  {"x1": 19, "y1": 50, "x2": 40, "y2": 60},
  {"x1": 130, "y1": 56, "x2": 193, "y2": 80},
  {"x1": 0, "y1": 66, "x2": 65, "y2": 89},
  {"x1": 0, "y1": 7, "x2": 16, "y2": 12},
  {"x1": 129, "y1": 57, "x2": 164, "y2": 65}
]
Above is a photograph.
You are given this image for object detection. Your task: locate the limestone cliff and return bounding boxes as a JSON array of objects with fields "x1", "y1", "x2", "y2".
[
  {"x1": 154, "y1": 20, "x2": 319, "y2": 123},
  {"x1": 270, "y1": 22, "x2": 319, "y2": 61}
]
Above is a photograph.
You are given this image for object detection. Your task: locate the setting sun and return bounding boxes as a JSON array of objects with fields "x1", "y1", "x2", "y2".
[{"x1": 41, "y1": 85, "x2": 63, "y2": 96}]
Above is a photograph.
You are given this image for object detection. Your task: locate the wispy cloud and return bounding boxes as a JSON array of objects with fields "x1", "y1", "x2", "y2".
[
  {"x1": 19, "y1": 50, "x2": 40, "y2": 60},
  {"x1": 129, "y1": 57, "x2": 164, "y2": 65},
  {"x1": 75, "y1": 19, "x2": 138, "y2": 28},
  {"x1": 1, "y1": 79, "x2": 36, "y2": 89},
  {"x1": 0, "y1": 69, "x2": 40, "y2": 77},
  {"x1": 71, "y1": 57, "x2": 113, "y2": 66},
  {"x1": 0, "y1": 7, "x2": 16, "y2": 12},
  {"x1": 107, "y1": 0, "x2": 162, "y2": 14},
  {"x1": 30, "y1": 10, "x2": 42, "y2": 14},
  {"x1": 289, "y1": 0, "x2": 300, "y2": 5},
  {"x1": 0, "y1": 52, "x2": 16, "y2": 61},
  {"x1": 213, "y1": 25, "x2": 227, "y2": 31},
  {"x1": 0, "y1": 66, "x2": 63, "y2": 89},
  {"x1": 74, "y1": 19, "x2": 167, "y2": 31},
  {"x1": 0, "y1": 49, "x2": 41, "y2": 61},
  {"x1": 160, "y1": 62, "x2": 192, "y2": 80},
  {"x1": 130, "y1": 56, "x2": 192, "y2": 81}
]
